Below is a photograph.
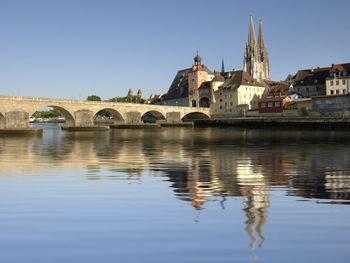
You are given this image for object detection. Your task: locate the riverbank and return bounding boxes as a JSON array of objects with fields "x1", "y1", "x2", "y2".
[
  {"x1": 0, "y1": 128, "x2": 43, "y2": 135},
  {"x1": 194, "y1": 117, "x2": 350, "y2": 129}
]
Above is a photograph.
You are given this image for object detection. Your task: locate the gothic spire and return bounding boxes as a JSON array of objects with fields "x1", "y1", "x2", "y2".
[
  {"x1": 248, "y1": 14, "x2": 256, "y2": 45},
  {"x1": 221, "y1": 58, "x2": 225, "y2": 75},
  {"x1": 258, "y1": 20, "x2": 265, "y2": 48}
]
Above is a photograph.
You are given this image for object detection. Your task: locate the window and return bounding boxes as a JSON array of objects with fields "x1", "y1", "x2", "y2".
[
  {"x1": 331, "y1": 81, "x2": 334, "y2": 86},
  {"x1": 220, "y1": 105, "x2": 223, "y2": 109},
  {"x1": 219, "y1": 99, "x2": 222, "y2": 102},
  {"x1": 191, "y1": 78, "x2": 195, "y2": 83},
  {"x1": 261, "y1": 103, "x2": 266, "y2": 108},
  {"x1": 301, "y1": 80, "x2": 304, "y2": 84},
  {"x1": 225, "y1": 94, "x2": 227, "y2": 98},
  {"x1": 343, "y1": 89, "x2": 346, "y2": 94},
  {"x1": 268, "y1": 102, "x2": 273, "y2": 108},
  {"x1": 336, "y1": 80, "x2": 339, "y2": 85},
  {"x1": 331, "y1": 90, "x2": 334, "y2": 94},
  {"x1": 230, "y1": 94, "x2": 232, "y2": 98},
  {"x1": 275, "y1": 101, "x2": 281, "y2": 107},
  {"x1": 230, "y1": 102, "x2": 233, "y2": 106},
  {"x1": 225, "y1": 102, "x2": 227, "y2": 106},
  {"x1": 314, "y1": 79, "x2": 318, "y2": 83},
  {"x1": 343, "y1": 80, "x2": 346, "y2": 85},
  {"x1": 336, "y1": 89, "x2": 340, "y2": 94}
]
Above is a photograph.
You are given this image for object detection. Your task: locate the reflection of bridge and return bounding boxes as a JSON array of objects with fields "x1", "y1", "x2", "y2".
[{"x1": 0, "y1": 95, "x2": 210, "y2": 128}]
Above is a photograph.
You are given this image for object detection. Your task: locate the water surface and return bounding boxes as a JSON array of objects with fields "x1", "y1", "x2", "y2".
[{"x1": 0, "y1": 124, "x2": 349, "y2": 262}]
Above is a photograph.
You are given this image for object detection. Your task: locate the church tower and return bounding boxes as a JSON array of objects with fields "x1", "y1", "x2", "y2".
[{"x1": 243, "y1": 15, "x2": 270, "y2": 82}]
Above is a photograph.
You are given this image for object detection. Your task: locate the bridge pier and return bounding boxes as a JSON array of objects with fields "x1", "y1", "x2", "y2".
[
  {"x1": 74, "y1": 110, "x2": 94, "y2": 127},
  {"x1": 166, "y1": 112, "x2": 182, "y2": 124},
  {"x1": 125, "y1": 112, "x2": 142, "y2": 124},
  {"x1": 5, "y1": 111, "x2": 29, "y2": 128}
]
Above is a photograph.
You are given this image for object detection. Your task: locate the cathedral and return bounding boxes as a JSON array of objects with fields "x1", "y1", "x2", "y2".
[
  {"x1": 163, "y1": 15, "x2": 270, "y2": 107},
  {"x1": 243, "y1": 15, "x2": 270, "y2": 82}
]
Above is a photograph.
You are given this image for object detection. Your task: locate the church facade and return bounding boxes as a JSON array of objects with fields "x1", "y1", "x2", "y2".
[{"x1": 243, "y1": 15, "x2": 270, "y2": 82}]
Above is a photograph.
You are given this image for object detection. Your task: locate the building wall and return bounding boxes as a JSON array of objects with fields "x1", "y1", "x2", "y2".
[
  {"x1": 211, "y1": 84, "x2": 265, "y2": 117},
  {"x1": 294, "y1": 84, "x2": 326, "y2": 98},
  {"x1": 188, "y1": 70, "x2": 209, "y2": 107},
  {"x1": 326, "y1": 78, "x2": 350, "y2": 95},
  {"x1": 237, "y1": 85, "x2": 265, "y2": 109},
  {"x1": 283, "y1": 101, "x2": 312, "y2": 117},
  {"x1": 312, "y1": 95, "x2": 350, "y2": 116},
  {"x1": 163, "y1": 97, "x2": 189, "y2": 107}
]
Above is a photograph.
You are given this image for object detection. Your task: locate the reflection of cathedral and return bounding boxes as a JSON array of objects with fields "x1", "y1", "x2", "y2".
[{"x1": 2, "y1": 128, "x2": 350, "y2": 250}]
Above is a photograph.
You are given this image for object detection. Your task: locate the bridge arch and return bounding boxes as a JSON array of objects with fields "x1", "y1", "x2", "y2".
[
  {"x1": 141, "y1": 110, "x2": 166, "y2": 123},
  {"x1": 181, "y1": 112, "x2": 210, "y2": 122},
  {"x1": 0, "y1": 112, "x2": 5, "y2": 128},
  {"x1": 93, "y1": 108, "x2": 125, "y2": 124},
  {"x1": 29, "y1": 105, "x2": 75, "y2": 127}
]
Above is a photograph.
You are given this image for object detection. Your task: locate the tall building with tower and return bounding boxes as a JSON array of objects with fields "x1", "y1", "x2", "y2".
[{"x1": 243, "y1": 15, "x2": 270, "y2": 82}]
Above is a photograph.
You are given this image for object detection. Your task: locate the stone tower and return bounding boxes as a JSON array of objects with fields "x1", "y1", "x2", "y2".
[{"x1": 243, "y1": 15, "x2": 270, "y2": 82}]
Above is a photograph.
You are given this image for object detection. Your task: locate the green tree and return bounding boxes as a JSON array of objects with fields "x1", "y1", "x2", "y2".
[{"x1": 87, "y1": 95, "x2": 101, "y2": 101}]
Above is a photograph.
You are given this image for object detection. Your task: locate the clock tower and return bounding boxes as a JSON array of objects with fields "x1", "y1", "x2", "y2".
[{"x1": 188, "y1": 51, "x2": 210, "y2": 107}]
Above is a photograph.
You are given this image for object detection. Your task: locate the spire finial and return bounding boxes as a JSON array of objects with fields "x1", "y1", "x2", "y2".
[
  {"x1": 248, "y1": 14, "x2": 256, "y2": 45},
  {"x1": 221, "y1": 58, "x2": 225, "y2": 75},
  {"x1": 258, "y1": 19, "x2": 265, "y2": 48},
  {"x1": 194, "y1": 49, "x2": 201, "y2": 65}
]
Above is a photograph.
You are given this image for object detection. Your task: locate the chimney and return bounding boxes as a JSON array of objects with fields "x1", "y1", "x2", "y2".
[
  {"x1": 311, "y1": 67, "x2": 314, "y2": 72},
  {"x1": 232, "y1": 68, "x2": 236, "y2": 72}
]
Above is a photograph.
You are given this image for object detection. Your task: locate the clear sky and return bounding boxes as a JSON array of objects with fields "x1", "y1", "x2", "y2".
[{"x1": 0, "y1": 0, "x2": 349, "y2": 100}]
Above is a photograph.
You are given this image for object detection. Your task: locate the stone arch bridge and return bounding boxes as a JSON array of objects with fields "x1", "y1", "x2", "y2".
[{"x1": 0, "y1": 96, "x2": 211, "y2": 128}]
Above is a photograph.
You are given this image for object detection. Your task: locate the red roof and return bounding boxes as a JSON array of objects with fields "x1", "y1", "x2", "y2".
[
  {"x1": 259, "y1": 96, "x2": 288, "y2": 103},
  {"x1": 312, "y1": 93, "x2": 350, "y2": 99}
]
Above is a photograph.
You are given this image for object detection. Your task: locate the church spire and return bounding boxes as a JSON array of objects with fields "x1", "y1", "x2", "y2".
[
  {"x1": 258, "y1": 20, "x2": 265, "y2": 48},
  {"x1": 221, "y1": 58, "x2": 225, "y2": 75},
  {"x1": 248, "y1": 14, "x2": 256, "y2": 45}
]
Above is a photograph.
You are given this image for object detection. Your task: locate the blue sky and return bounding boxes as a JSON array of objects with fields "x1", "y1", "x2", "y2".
[{"x1": 0, "y1": 0, "x2": 349, "y2": 100}]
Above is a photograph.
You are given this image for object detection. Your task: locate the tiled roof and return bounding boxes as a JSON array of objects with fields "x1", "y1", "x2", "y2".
[
  {"x1": 212, "y1": 75, "x2": 225, "y2": 82},
  {"x1": 219, "y1": 70, "x2": 264, "y2": 91},
  {"x1": 293, "y1": 67, "x2": 331, "y2": 86},
  {"x1": 259, "y1": 96, "x2": 288, "y2": 102},
  {"x1": 192, "y1": 64, "x2": 213, "y2": 74},
  {"x1": 330, "y1": 63, "x2": 350, "y2": 72},
  {"x1": 198, "y1": 81, "x2": 211, "y2": 90},
  {"x1": 164, "y1": 68, "x2": 192, "y2": 101},
  {"x1": 312, "y1": 93, "x2": 350, "y2": 99}
]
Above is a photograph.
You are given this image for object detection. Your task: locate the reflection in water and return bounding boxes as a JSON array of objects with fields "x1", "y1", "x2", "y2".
[{"x1": 1, "y1": 125, "x2": 350, "y2": 251}]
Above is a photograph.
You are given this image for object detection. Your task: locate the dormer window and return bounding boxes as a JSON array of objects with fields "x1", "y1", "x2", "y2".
[
  {"x1": 330, "y1": 72, "x2": 334, "y2": 77},
  {"x1": 343, "y1": 70, "x2": 348, "y2": 76}
]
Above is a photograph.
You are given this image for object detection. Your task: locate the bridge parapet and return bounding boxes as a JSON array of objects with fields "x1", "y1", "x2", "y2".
[{"x1": 0, "y1": 95, "x2": 210, "y2": 128}]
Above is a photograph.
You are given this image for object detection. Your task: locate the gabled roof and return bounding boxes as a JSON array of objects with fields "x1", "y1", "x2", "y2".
[
  {"x1": 198, "y1": 81, "x2": 211, "y2": 90},
  {"x1": 164, "y1": 68, "x2": 192, "y2": 101},
  {"x1": 212, "y1": 74, "x2": 225, "y2": 82},
  {"x1": 268, "y1": 85, "x2": 293, "y2": 96},
  {"x1": 330, "y1": 63, "x2": 350, "y2": 73},
  {"x1": 219, "y1": 70, "x2": 264, "y2": 91},
  {"x1": 192, "y1": 64, "x2": 213, "y2": 74},
  {"x1": 293, "y1": 67, "x2": 331, "y2": 86}
]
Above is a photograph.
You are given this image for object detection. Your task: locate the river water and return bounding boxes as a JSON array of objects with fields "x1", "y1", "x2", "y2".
[{"x1": 0, "y1": 124, "x2": 349, "y2": 262}]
